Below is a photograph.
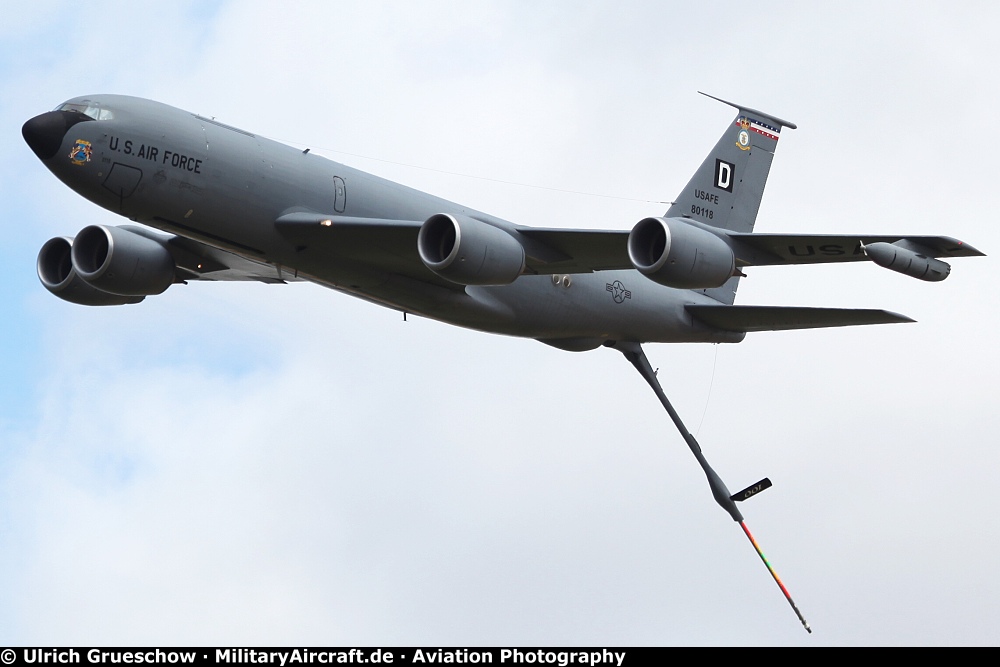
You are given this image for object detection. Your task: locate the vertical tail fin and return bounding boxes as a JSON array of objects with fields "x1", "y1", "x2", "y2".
[{"x1": 669, "y1": 93, "x2": 796, "y2": 303}]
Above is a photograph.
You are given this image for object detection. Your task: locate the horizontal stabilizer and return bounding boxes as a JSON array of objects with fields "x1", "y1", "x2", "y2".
[{"x1": 687, "y1": 305, "x2": 914, "y2": 332}]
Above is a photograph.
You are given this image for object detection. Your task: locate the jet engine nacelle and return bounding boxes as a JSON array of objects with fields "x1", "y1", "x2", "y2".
[
  {"x1": 37, "y1": 236, "x2": 144, "y2": 306},
  {"x1": 71, "y1": 225, "x2": 176, "y2": 296},
  {"x1": 864, "y1": 241, "x2": 950, "y2": 282},
  {"x1": 628, "y1": 217, "x2": 736, "y2": 289},
  {"x1": 417, "y1": 213, "x2": 526, "y2": 285}
]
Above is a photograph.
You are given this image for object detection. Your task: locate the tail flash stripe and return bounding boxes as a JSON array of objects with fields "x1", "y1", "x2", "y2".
[{"x1": 736, "y1": 116, "x2": 781, "y2": 141}]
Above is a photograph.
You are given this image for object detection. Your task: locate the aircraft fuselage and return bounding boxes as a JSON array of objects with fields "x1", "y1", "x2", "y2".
[{"x1": 27, "y1": 94, "x2": 742, "y2": 348}]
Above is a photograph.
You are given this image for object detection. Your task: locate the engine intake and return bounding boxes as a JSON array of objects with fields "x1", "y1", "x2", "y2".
[
  {"x1": 628, "y1": 217, "x2": 736, "y2": 289},
  {"x1": 417, "y1": 213, "x2": 525, "y2": 285},
  {"x1": 71, "y1": 225, "x2": 176, "y2": 296},
  {"x1": 37, "y1": 236, "x2": 144, "y2": 306}
]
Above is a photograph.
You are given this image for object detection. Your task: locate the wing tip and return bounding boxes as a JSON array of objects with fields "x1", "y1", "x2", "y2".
[{"x1": 884, "y1": 310, "x2": 917, "y2": 324}]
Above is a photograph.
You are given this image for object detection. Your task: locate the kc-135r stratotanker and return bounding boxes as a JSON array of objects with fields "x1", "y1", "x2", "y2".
[{"x1": 22, "y1": 93, "x2": 983, "y2": 631}]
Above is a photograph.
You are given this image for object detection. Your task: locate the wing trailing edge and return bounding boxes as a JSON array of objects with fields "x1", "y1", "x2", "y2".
[{"x1": 686, "y1": 305, "x2": 914, "y2": 333}]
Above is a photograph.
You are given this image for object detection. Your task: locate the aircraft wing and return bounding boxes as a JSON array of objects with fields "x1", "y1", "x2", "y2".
[
  {"x1": 273, "y1": 213, "x2": 462, "y2": 288},
  {"x1": 272, "y1": 213, "x2": 984, "y2": 281},
  {"x1": 274, "y1": 214, "x2": 635, "y2": 279},
  {"x1": 729, "y1": 234, "x2": 984, "y2": 266},
  {"x1": 121, "y1": 225, "x2": 296, "y2": 284},
  {"x1": 274, "y1": 213, "x2": 422, "y2": 264},
  {"x1": 517, "y1": 229, "x2": 985, "y2": 272},
  {"x1": 516, "y1": 228, "x2": 630, "y2": 272}
]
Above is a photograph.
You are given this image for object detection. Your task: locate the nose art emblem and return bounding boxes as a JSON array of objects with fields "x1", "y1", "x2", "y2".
[{"x1": 69, "y1": 139, "x2": 92, "y2": 165}]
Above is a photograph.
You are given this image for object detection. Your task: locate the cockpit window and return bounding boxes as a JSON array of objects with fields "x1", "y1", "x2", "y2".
[{"x1": 55, "y1": 102, "x2": 113, "y2": 121}]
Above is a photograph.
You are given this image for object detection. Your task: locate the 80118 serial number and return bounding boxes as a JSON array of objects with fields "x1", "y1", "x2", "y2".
[{"x1": 691, "y1": 205, "x2": 714, "y2": 219}]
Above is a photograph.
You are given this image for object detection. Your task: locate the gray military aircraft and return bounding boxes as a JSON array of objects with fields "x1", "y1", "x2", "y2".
[{"x1": 22, "y1": 93, "x2": 982, "y2": 631}]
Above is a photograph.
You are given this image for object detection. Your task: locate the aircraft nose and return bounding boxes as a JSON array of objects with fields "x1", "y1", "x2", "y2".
[{"x1": 22, "y1": 110, "x2": 93, "y2": 161}]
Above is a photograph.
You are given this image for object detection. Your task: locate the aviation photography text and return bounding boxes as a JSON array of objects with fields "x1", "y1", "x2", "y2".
[{"x1": 9, "y1": 649, "x2": 629, "y2": 667}]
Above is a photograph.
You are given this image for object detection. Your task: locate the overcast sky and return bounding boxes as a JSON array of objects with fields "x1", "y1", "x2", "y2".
[{"x1": 1, "y1": 1, "x2": 997, "y2": 647}]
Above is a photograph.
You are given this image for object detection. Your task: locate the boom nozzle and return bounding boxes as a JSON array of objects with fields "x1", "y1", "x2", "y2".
[{"x1": 741, "y1": 520, "x2": 812, "y2": 634}]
